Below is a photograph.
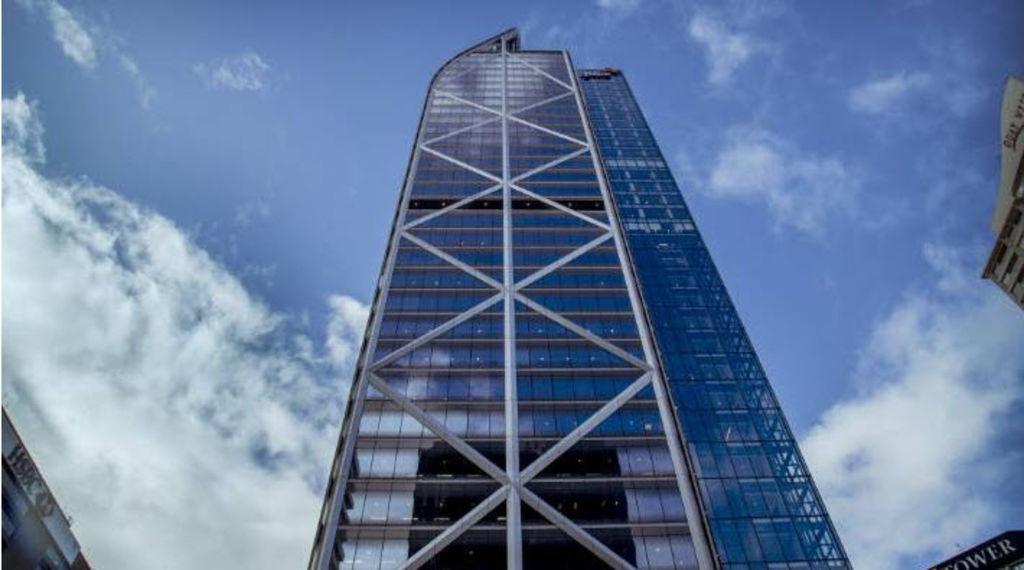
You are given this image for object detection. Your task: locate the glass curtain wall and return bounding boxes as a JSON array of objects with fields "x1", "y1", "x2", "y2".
[
  {"x1": 578, "y1": 68, "x2": 851, "y2": 570},
  {"x1": 309, "y1": 31, "x2": 708, "y2": 570}
]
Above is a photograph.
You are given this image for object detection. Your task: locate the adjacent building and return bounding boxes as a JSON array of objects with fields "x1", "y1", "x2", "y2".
[
  {"x1": 309, "y1": 30, "x2": 849, "y2": 570},
  {"x1": 982, "y1": 76, "x2": 1024, "y2": 308},
  {"x1": 2, "y1": 409, "x2": 90, "y2": 570}
]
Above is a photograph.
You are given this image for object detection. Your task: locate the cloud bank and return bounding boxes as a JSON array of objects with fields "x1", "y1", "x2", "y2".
[
  {"x1": 2, "y1": 93, "x2": 367, "y2": 569},
  {"x1": 803, "y1": 244, "x2": 1024, "y2": 569},
  {"x1": 705, "y1": 127, "x2": 859, "y2": 235}
]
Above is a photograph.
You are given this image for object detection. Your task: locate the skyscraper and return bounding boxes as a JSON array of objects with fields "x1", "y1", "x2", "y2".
[{"x1": 308, "y1": 29, "x2": 849, "y2": 570}]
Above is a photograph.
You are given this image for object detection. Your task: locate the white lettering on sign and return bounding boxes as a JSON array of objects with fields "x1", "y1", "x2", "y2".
[
  {"x1": 937, "y1": 537, "x2": 1019, "y2": 570},
  {"x1": 1004, "y1": 90, "x2": 1024, "y2": 151},
  {"x1": 6, "y1": 443, "x2": 57, "y2": 517}
]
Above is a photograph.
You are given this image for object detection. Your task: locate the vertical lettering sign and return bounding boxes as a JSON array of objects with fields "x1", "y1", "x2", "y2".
[
  {"x1": 1, "y1": 413, "x2": 81, "y2": 562},
  {"x1": 1000, "y1": 78, "x2": 1024, "y2": 203},
  {"x1": 5, "y1": 443, "x2": 58, "y2": 517},
  {"x1": 1002, "y1": 88, "x2": 1024, "y2": 152}
]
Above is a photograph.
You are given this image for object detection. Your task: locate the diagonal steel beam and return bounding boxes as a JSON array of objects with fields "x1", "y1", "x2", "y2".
[
  {"x1": 418, "y1": 145, "x2": 502, "y2": 184},
  {"x1": 508, "y1": 55, "x2": 575, "y2": 92},
  {"x1": 508, "y1": 114, "x2": 588, "y2": 148},
  {"x1": 397, "y1": 485, "x2": 510, "y2": 570},
  {"x1": 401, "y1": 231, "x2": 504, "y2": 291},
  {"x1": 367, "y1": 373, "x2": 508, "y2": 484},
  {"x1": 437, "y1": 59, "x2": 480, "y2": 84},
  {"x1": 562, "y1": 51, "x2": 718, "y2": 569},
  {"x1": 520, "y1": 372, "x2": 651, "y2": 483},
  {"x1": 510, "y1": 183, "x2": 610, "y2": 231},
  {"x1": 422, "y1": 115, "x2": 501, "y2": 146},
  {"x1": 424, "y1": 83, "x2": 569, "y2": 153},
  {"x1": 434, "y1": 90, "x2": 503, "y2": 117},
  {"x1": 519, "y1": 486, "x2": 637, "y2": 570},
  {"x1": 370, "y1": 292, "x2": 503, "y2": 370},
  {"x1": 511, "y1": 90, "x2": 575, "y2": 115},
  {"x1": 403, "y1": 184, "x2": 502, "y2": 230},
  {"x1": 514, "y1": 232, "x2": 612, "y2": 292},
  {"x1": 509, "y1": 146, "x2": 589, "y2": 184},
  {"x1": 514, "y1": 292, "x2": 651, "y2": 371}
]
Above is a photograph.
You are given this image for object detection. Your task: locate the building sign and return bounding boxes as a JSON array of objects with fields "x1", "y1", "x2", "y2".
[
  {"x1": 1003, "y1": 80, "x2": 1024, "y2": 154},
  {"x1": 927, "y1": 531, "x2": 1023, "y2": 570},
  {"x1": 5, "y1": 442, "x2": 58, "y2": 517},
  {"x1": 2, "y1": 411, "x2": 82, "y2": 562},
  {"x1": 994, "y1": 77, "x2": 1024, "y2": 230}
]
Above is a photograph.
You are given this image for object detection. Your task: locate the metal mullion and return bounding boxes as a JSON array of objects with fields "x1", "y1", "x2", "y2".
[
  {"x1": 366, "y1": 373, "x2": 508, "y2": 483},
  {"x1": 514, "y1": 293, "x2": 650, "y2": 371},
  {"x1": 397, "y1": 485, "x2": 510, "y2": 570},
  {"x1": 400, "y1": 230, "x2": 504, "y2": 290},
  {"x1": 508, "y1": 114, "x2": 588, "y2": 147},
  {"x1": 520, "y1": 372, "x2": 651, "y2": 483},
  {"x1": 418, "y1": 145, "x2": 502, "y2": 184},
  {"x1": 508, "y1": 55, "x2": 575, "y2": 91},
  {"x1": 501, "y1": 36, "x2": 524, "y2": 570},
  {"x1": 563, "y1": 51, "x2": 719, "y2": 569},
  {"x1": 509, "y1": 146, "x2": 589, "y2": 184},
  {"x1": 514, "y1": 233, "x2": 612, "y2": 291},
  {"x1": 433, "y1": 90, "x2": 504, "y2": 117},
  {"x1": 519, "y1": 487, "x2": 637, "y2": 570},
  {"x1": 422, "y1": 115, "x2": 501, "y2": 146},
  {"x1": 369, "y1": 292, "x2": 503, "y2": 370},
  {"x1": 510, "y1": 183, "x2": 610, "y2": 231}
]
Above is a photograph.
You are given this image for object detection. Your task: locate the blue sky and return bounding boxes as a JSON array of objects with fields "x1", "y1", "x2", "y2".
[{"x1": 2, "y1": 1, "x2": 1023, "y2": 569}]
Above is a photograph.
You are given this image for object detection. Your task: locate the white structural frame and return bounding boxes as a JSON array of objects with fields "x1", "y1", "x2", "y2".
[{"x1": 309, "y1": 30, "x2": 717, "y2": 570}]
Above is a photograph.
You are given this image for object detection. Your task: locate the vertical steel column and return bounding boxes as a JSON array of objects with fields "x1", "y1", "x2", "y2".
[
  {"x1": 563, "y1": 52, "x2": 719, "y2": 570},
  {"x1": 309, "y1": 84, "x2": 428, "y2": 570},
  {"x1": 501, "y1": 36, "x2": 523, "y2": 570}
]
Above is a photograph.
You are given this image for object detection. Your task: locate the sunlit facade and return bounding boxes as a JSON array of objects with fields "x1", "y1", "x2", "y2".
[{"x1": 308, "y1": 30, "x2": 849, "y2": 570}]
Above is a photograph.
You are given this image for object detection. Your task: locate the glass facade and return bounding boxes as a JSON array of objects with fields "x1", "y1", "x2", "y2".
[
  {"x1": 310, "y1": 30, "x2": 847, "y2": 570},
  {"x1": 578, "y1": 69, "x2": 849, "y2": 569}
]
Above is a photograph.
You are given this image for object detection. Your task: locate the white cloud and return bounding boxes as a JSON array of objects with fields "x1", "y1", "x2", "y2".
[
  {"x1": 195, "y1": 52, "x2": 273, "y2": 92},
  {"x1": 13, "y1": 0, "x2": 156, "y2": 108},
  {"x1": 1, "y1": 93, "x2": 46, "y2": 164},
  {"x1": 706, "y1": 128, "x2": 858, "y2": 235},
  {"x1": 326, "y1": 295, "x2": 371, "y2": 373},
  {"x1": 117, "y1": 53, "x2": 157, "y2": 109},
  {"x1": 848, "y1": 72, "x2": 932, "y2": 115},
  {"x1": 803, "y1": 243, "x2": 1024, "y2": 569},
  {"x1": 596, "y1": 0, "x2": 642, "y2": 12},
  {"x1": 1, "y1": 94, "x2": 368, "y2": 570},
  {"x1": 42, "y1": 0, "x2": 97, "y2": 70},
  {"x1": 687, "y1": 13, "x2": 761, "y2": 85}
]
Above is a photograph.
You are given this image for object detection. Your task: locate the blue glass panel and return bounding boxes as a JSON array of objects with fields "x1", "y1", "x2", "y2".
[{"x1": 579, "y1": 69, "x2": 849, "y2": 568}]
